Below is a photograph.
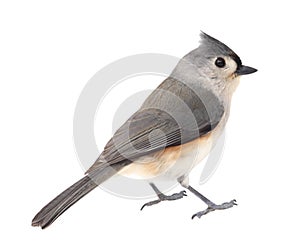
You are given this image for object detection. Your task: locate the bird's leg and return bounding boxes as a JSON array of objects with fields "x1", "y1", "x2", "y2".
[
  {"x1": 140, "y1": 183, "x2": 187, "y2": 210},
  {"x1": 186, "y1": 185, "x2": 237, "y2": 219}
]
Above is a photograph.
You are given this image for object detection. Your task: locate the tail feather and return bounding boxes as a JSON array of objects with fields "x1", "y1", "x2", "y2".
[{"x1": 32, "y1": 166, "x2": 120, "y2": 229}]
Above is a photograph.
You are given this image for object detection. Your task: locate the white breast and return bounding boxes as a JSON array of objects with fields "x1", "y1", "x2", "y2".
[{"x1": 119, "y1": 113, "x2": 227, "y2": 184}]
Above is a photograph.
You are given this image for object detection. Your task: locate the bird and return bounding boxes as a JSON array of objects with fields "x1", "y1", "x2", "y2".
[{"x1": 32, "y1": 32, "x2": 257, "y2": 229}]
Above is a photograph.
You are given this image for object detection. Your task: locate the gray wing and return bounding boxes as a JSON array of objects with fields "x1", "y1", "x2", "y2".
[{"x1": 87, "y1": 77, "x2": 224, "y2": 174}]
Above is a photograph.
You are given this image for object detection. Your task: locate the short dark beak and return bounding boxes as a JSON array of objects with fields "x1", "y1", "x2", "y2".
[{"x1": 235, "y1": 65, "x2": 257, "y2": 76}]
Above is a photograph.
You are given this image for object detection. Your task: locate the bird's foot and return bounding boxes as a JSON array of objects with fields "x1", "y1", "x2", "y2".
[
  {"x1": 191, "y1": 199, "x2": 237, "y2": 219},
  {"x1": 141, "y1": 190, "x2": 187, "y2": 210}
]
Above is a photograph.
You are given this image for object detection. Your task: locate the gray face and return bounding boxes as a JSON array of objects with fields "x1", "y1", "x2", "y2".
[{"x1": 183, "y1": 32, "x2": 256, "y2": 85}]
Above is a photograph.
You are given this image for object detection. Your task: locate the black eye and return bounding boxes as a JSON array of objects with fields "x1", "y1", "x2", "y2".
[{"x1": 215, "y1": 57, "x2": 226, "y2": 68}]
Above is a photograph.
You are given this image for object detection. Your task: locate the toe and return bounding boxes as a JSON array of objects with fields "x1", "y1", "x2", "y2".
[{"x1": 191, "y1": 213, "x2": 198, "y2": 219}]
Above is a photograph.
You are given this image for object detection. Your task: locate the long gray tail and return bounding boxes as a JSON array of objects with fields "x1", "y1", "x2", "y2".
[{"x1": 32, "y1": 166, "x2": 119, "y2": 229}]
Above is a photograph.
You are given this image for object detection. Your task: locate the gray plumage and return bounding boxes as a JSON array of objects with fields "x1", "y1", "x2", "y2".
[
  {"x1": 32, "y1": 164, "x2": 124, "y2": 228},
  {"x1": 32, "y1": 32, "x2": 256, "y2": 228}
]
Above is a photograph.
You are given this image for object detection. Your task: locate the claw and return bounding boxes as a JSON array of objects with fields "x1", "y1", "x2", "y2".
[
  {"x1": 140, "y1": 199, "x2": 161, "y2": 210},
  {"x1": 192, "y1": 199, "x2": 237, "y2": 219},
  {"x1": 140, "y1": 190, "x2": 187, "y2": 211},
  {"x1": 191, "y1": 208, "x2": 211, "y2": 219}
]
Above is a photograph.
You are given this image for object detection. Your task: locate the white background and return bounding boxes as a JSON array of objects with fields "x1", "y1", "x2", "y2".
[{"x1": 1, "y1": 0, "x2": 300, "y2": 248}]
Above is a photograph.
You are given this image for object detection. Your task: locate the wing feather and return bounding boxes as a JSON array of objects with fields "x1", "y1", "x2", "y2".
[{"x1": 86, "y1": 77, "x2": 224, "y2": 174}]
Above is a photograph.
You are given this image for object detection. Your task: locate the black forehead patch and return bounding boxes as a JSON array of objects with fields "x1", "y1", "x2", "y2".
[
  {"x1": 229, "y1": 52, "x2": 242, "y2": 67},
  {"x1": 200, "y1": 32, "x2": 242, "y2": 67}
]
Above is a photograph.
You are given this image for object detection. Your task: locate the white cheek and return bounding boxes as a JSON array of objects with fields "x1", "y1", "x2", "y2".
[
  {"x1": 226, "y1": 59, "x2": 238, "y2": 75},
  {"x1": 223, "y1": 66, "x2": 231, "y2": 73}
]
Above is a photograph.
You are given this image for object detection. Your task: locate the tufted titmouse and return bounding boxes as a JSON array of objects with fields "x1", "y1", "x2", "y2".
[{"x1": 32, "y1": 32, "x2": 257, "y2": 229}]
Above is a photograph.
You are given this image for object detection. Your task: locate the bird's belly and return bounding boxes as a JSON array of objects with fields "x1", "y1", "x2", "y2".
[{"x1": 118, "y1": 132, "x2": 214, "y2": 181}]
